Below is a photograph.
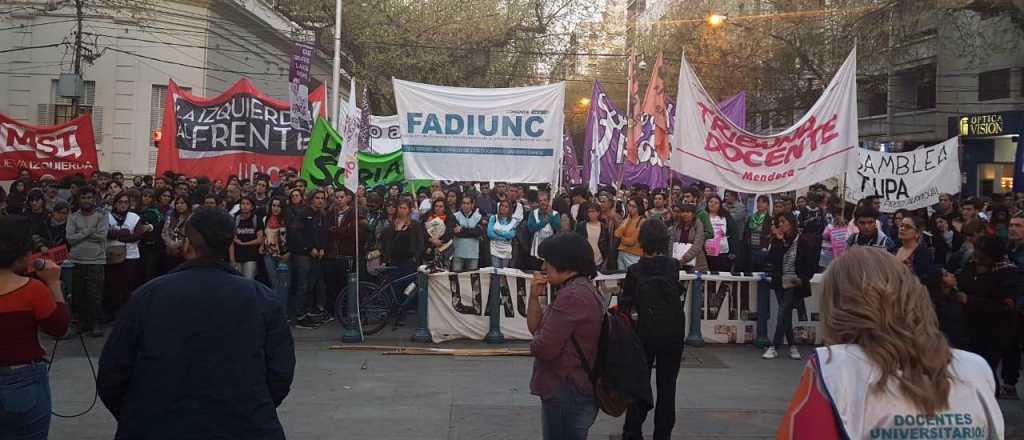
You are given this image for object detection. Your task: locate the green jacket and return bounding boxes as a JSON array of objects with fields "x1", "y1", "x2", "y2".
[{"x1": 697, "y1": 209, "x2": 714, "y2": 240}]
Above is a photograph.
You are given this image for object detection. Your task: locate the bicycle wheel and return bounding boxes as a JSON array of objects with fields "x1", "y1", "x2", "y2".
[
  {"x1": 337, "y1": 281, "x2": 381, "y2": 330},
  {"x1": 337, "y1": 281, "x2": 400, "y2": 335}
]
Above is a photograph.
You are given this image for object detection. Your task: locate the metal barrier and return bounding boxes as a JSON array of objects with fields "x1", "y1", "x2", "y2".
[
  {"x1": 418, "y1": 268, "x2": 823, "y2": 345},
  {"x1": 484, "y1": 269, "x2": 504, "y2": 344},
  {"x1": 412, "y1": 270, "x2": 432, "y2": 343}
]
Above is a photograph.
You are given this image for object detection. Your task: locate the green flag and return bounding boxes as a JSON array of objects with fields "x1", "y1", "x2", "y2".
[
  {"x1": 356, "y1": 151, "x2": 434, "y2": 193},
  {"x1": 301, "y1": 117, "x2": 356, "y2": 189},
  {"x1": 358, "y1": 150, "x2": 404, "y2": 188}
]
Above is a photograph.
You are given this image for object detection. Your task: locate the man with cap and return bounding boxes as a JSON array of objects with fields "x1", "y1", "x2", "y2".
[{"x1": 97, "y1": 207, "x2": 295, "y2": 439}]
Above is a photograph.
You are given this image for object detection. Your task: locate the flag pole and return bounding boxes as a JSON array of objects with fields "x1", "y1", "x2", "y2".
[{"x1": 330, "y1": 0, "x2": 343, "y2": 127}]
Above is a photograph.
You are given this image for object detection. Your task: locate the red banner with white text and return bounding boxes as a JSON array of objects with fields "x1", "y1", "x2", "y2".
[
  {"x1": 156, "y1": 79, "x2": 326, "y2": 182},
  {"x1": 0, "y1": 113, "x2": 99, "y2": 180}
]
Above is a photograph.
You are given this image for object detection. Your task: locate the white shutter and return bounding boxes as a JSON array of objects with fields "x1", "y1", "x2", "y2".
[
  {"x1": 83, "y1": 81, "x2": 96, "y2": 106},
  {"x1": 149, "y1": 85, "x2": 168, "y2": 172},
  {"x1": 92, "y1": 106, "x2": 104, "y2": 143},
  {"x1": 37, "y1": 104, "x2": 54, "y2": 125},
  {"x1": 150, "y1": 85, "x2": 166, "y2": 133}
]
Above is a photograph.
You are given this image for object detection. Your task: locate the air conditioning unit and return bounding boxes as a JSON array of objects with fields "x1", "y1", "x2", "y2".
[{"x1": 57, "y1": 73, "x2": 83, "y2": 99}]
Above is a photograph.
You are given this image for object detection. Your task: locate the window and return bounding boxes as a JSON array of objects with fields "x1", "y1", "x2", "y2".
[
  {"x1": 54, "y1": 80, "x2": 95, "y2": 125},
  {"x1": 893, "y1": 65, "x2": 935, "y2": 111},
  {"x1": 914, "y1": 65, "x2": 936, "y2": 110},
  {"x1": 978, "y1": 69, "x2": 1010, "y2": 101},
  {"x1": 859, "y1": 76, "x2": 887, "y2": 116},
  {"x1": 40, "y1": 80, "x2": 102, "y2": 143}
]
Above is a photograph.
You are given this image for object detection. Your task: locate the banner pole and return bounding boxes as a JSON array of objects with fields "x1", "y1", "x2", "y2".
[
  {"x1": 330, "y1": 0, "x2": 343, "y2": 127},
  {"x1": 840, "y1": 171, "x2": 848, "y2": 221}
]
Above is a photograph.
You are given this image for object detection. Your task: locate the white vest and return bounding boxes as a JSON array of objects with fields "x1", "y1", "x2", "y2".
[
  {"x1": 816, "y1": 345, "x2": 1003, "y2": 440},
  {"x1": 108, "y1": 212, "x2": 141, "y2": 260}
]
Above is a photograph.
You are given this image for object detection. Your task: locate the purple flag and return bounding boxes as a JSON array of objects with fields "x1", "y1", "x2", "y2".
[
  {"x1": 622, "y1": 91, "x2": 747, "y2": 189},
  {"x1": 562, "y1": 134, "x2": 582, "y2": 186},
  {"x1": 582, "y1": 84, "x2": 747, "y2": 190},
  {"x1": 621, "y1": 113, "x2": 669, "y2": 188},
  {"x1": 718, "y1": 91, "x2": 746, "y2": 129},
  {"x1": 582, "y1": 81, "x2": 628, "y2": 192}
]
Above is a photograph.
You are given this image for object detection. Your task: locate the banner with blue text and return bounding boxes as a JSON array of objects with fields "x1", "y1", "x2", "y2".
[{"x1": 393, "y1": 79, "x2": 565, "y2": 183}]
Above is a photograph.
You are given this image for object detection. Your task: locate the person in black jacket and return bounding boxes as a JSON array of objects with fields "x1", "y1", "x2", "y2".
[
  {"x1": 762, "y1": 212, "x2": 817, "y2": 361},
  {"x1": 738, "y1": 195, "x2": 772, "y2": 272},
  {"x1": 618, "y1": 219, "x2": 685, "y2": 440},
  {"x1": 574, "y1": 203, "x2": 611, "y2": 270},
  {"x1": 957, "y1": 235, "x2": 1023, "y2": 398},
  {"x1": 287, "y1": 189, "x2": 328, "y2": 328},
  {"x1": 97, "y1": 207, "x2": 295, "y2": 440}
]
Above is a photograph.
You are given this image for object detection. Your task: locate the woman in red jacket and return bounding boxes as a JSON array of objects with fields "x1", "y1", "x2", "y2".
[
  {"x1": 0, "y1": 216, "x2": 70, "y2": 438},
  {"x1": 528, "y1": 233, "x2": 602, "y2": 440}
]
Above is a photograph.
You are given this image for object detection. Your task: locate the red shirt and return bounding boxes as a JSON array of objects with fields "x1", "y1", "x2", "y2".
[{"x1": 0, "y1": 278, "x2": 69, "y2": 367}]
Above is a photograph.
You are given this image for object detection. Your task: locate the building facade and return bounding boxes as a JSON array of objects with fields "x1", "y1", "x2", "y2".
[
  {"x1": 0, "y1": 0, "x2": 338, "y2": 176},
  {"x1": 857, "y1": 9, "x2": 1024, "y2": 196}
]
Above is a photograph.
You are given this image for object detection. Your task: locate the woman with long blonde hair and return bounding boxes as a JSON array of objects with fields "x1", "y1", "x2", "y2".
[{"x1": 777, "y1": 247, "x2": 1003, "y2": 439}]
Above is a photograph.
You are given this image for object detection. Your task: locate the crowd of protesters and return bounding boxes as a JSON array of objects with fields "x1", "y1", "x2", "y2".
[
  {"x1": 2, "y1": 166, "x2": 1023, "y2": 399},
  {"x1": 0, "y1": 162, "x2": 1021, "y2": 440}
]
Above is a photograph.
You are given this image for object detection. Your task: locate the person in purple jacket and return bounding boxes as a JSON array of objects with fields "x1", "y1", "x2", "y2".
[{"x1": 528, "y1": 233, "x2": 603, "y2": 440}]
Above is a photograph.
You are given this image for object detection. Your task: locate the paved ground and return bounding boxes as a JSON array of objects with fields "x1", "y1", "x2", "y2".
[{"x1": 46, "y1": 322, "x2": 1024, "y2": 439}]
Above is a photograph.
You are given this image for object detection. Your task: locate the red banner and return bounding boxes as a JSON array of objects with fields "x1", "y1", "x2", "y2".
[
  {"x1": 0, "y1": 113, "x2": 99, "y2": 180},
  {"x1": 156, "y1": 79, "x2": 327, "y2": 182},
  {"x1": 25, "y1": 245, "x2": 69, "y2": 273}
]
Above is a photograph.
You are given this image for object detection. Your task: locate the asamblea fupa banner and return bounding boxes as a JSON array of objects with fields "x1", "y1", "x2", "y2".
[{"x1": 845, "y1": 137, "x2": 961, "y2": 212}]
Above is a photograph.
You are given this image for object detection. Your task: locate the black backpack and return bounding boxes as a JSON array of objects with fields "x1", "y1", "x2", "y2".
[
  {"x1": 571, "y1": 289, "x2": 654, "y2": 417},
  {"x1": 634, "y1": 271, "x2": 686, "y2": 347}
]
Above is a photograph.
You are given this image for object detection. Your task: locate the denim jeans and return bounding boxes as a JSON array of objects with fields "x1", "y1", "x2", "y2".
[
  {"x1": 541, "y1": 380, "x2": 598, "y2": 440},
  {"x1": 0, "y1": 363, "x2": 51, "y2": 440},
  {"x1": 235, "y1": 261, "x2": 259, "y2": 280},
  {"x1": 263, "y1": 256, "x2": 288, "y2": 311},
  {"x1": 451, "y1": 257, "x2": 478, "y2": 273},
  {"x1": 491, "y1": 256, "x2": 511, "y2": 269},
  {"x1": 773, "y1": 288, "x2": 798, "y2": 347},
  {"x1": 618, "y1": 252, "x2": 641, "y2": 271}
]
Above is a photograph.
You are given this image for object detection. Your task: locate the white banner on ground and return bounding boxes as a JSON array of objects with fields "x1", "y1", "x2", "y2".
[
  {"x1": 671, "y1": 49, "x2": 859, "y2": 193},
  {"x1": 844, "y1": 137, "x2": 961, "y2": 212},
  {"x1": 368, "y1": 114, "x2": 402, "y2": 155},
  {"x1": 426, "y1": 269, "x2": 532, "y2": 343},
  {"x1": 393, "y1": 79, "x2": 565, "y2": 183},
  {"x1": 427, "y1": 269, "x2": 823, "y2": 345}
]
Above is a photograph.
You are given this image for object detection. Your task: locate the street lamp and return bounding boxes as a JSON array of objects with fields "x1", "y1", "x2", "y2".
[
  {"x1": 707, "y1": 14, "x2": 727, "y2": 27},
  {"x1": 578, "y1": 97, "x2": 591, "y2": 107}
]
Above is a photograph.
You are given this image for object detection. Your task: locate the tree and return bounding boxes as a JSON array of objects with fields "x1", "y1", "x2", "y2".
[{"x1": 274, "y1": 0, "x2": 600, "y2": 114}]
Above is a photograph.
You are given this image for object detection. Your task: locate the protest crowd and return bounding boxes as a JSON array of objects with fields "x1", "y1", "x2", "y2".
[
  {"x1": 0, "y1": 40, "x2": 1018, "y2": 439},
  {"x1": 2, "y1": 164, "x2": 1023, "y2": 390}
]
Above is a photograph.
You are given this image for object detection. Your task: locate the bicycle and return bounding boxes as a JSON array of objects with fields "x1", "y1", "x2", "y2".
[{"x1": 335, "y1": 266, "x2": 419, "y2": 336}]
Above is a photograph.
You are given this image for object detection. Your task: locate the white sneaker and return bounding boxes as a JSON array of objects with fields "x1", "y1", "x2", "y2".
[
  {"x1": 790, "y1": 346, "x2": 801, "y2": 360},
  {"x1": 762, "y1": 346, "x2": 778, "y2": 359}
]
